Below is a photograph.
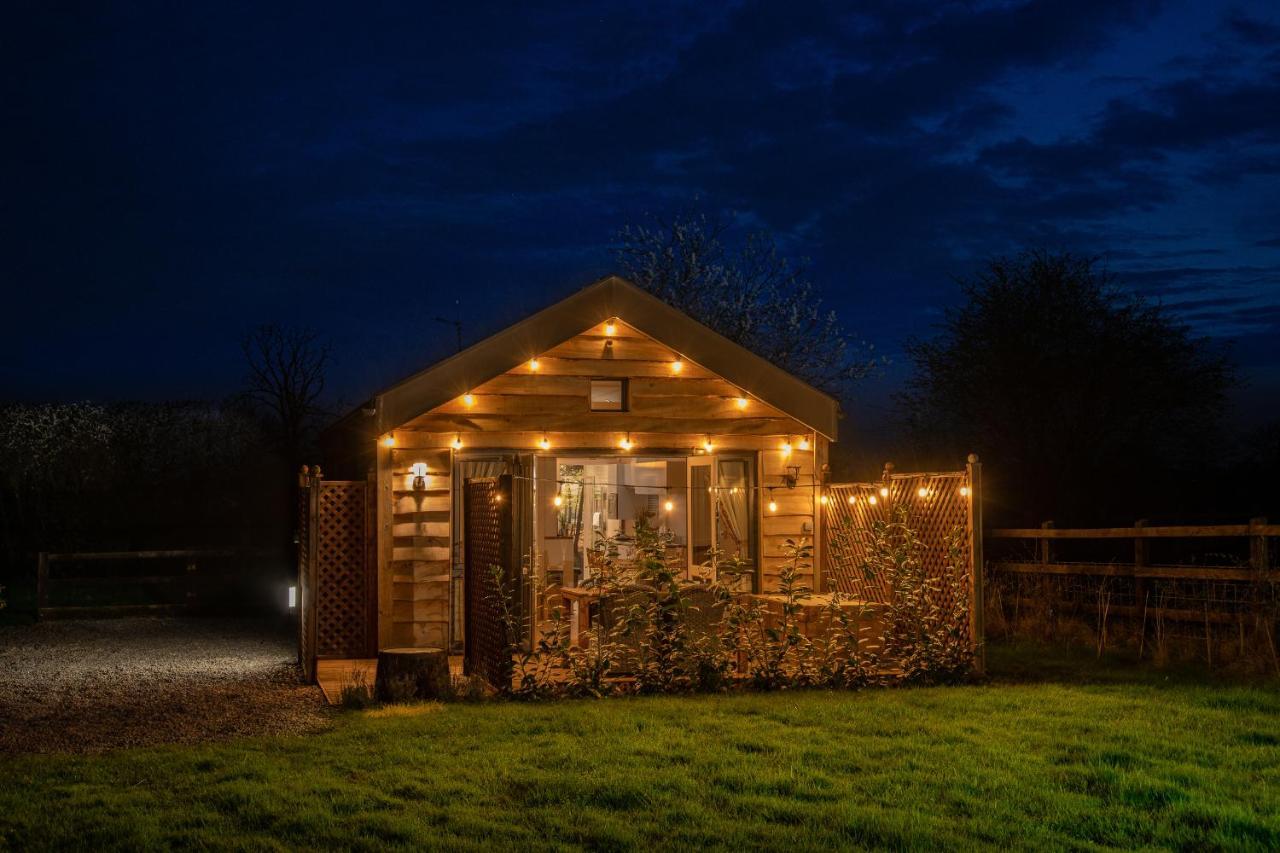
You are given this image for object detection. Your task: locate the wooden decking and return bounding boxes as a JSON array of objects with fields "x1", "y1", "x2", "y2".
[{"x1": 316, "y1": 656, "x2": 465, "y2": 704}]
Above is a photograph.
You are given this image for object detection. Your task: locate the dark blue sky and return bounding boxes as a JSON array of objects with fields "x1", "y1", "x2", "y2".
[{"x1": 5, "y1": 1, "x2": 1279, "y2": 428}]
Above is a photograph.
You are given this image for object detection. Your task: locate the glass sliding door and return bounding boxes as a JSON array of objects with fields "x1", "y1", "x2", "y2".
[{"x1": 686, "y1": 454, "x2": 757, "y2": 590}]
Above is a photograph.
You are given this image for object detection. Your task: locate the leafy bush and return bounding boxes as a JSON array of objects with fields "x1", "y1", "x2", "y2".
[{"x1": 476, "y1": 512, "x2": 972, "y2": 700}]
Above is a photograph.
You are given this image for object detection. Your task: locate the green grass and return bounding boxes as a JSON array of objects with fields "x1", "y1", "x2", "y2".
[{"x1": 2, "y1": 644, "x2": 1278, "y2": 851}]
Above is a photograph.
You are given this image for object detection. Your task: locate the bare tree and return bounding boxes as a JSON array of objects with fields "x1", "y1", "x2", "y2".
[
  {"x1": 614, "y1": 207, "x2": 881, "y2": 395},
  {"x1": 241, "y1": 324, "x2": 329, "y2": 464}
]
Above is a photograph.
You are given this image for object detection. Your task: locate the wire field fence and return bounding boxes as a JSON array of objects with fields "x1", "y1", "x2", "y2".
[
  {"x1": 822, "y1": 456, "x2": 984, "y2": 669},
  {"x1": 986, "y1": 519, "x2": 1279, "y2": 671}
]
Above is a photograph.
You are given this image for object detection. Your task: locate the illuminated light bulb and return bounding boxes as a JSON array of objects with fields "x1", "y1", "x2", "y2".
[
  {"x1": 553, "y1": 494, "x2": 563, "y2": 508},
  {"x1": 529, "y1": 358, "x2": 540, "y2": 371},
  {"x1": 604, "y1": 320, "x2": 617, "y2": 336},
  {"x1": 781, "y1": 440, "x2": 792, "y2": 456},
  {"x1": 539, "y1": 436, "x2": 551, "y2": 450},
  {"x1": 619, "y1": 435, "x2": 633, "y2": 450},
  {"x1": 960, "y1": 486, "x2": 970, "y2": 497},
  {"x1": 879, "y1": 486, "x2": 889, "y2": 498},
  {"x1": 768, "y1": 498, "x2": 778, "y2": 513},
  {"x1": 410, "y1": 462, "x2": 429, "y2": 491},
  {"x1": 798, "y1": 437, "x2": 810, "y2": 451},
  {"x1": 463, "y1": 394, "x2": 475, "y2": 407},
  {"x1": 734, "y1": 397, "x2": 748, "y2": 410},
  {"x1": 671, "y1": 359, "x2": 683, "y2": 374},
  {"x1": 820, "y1": 494, "x2": 829, "y2": 505},
  {"x1": 868, "y1": 494, "x2": 878, "y2": 505},
  {"x1": 664, "y1": 499, "x2": 674, "y2": 512},
  {"x1": 918, "y1": 487, "x2": 928, "y2": 498},
  {"x1": 848, "y1": 495, "x2": 856, "y2": 505},
  {"x1": 493, "y1": 492, "x2": 503, "y2": 503},
  {"x1": 451, "y1": 435, "x2": 463, "y2": 450},
  {"x1": 382, "y1": 435, "x2": 395, "y2": 448},
  {"x1": 703, "y1": 438, "x2": 714, "y2": 453}
]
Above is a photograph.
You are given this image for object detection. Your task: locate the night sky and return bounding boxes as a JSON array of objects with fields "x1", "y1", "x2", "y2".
[{"x1": 6, "y1": 1, "x2": 1279, "y2": 434}]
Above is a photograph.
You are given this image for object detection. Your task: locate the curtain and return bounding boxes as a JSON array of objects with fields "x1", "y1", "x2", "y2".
[{"x1": 716, "y1": 458, "x2": 749, "y2": 558}]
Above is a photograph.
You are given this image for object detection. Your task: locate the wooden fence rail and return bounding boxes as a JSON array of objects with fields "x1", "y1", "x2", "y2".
[
  {"x1": 37, "y1": 548, "x2": 277, "y2": 619},
  {"x1": 989, "y1": 518, "x2": 1273, "y2": 583}
]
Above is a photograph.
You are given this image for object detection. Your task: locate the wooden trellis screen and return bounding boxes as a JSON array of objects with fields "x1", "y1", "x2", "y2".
[
  {"x1": 463, "y1": 475, "x2": 517, "y2": 689},
  {"x1": 297, "y1": 467, "x2": 377, "y2": 682},
  {"x1": 822, "y1": 455, "x2": 985, "y2": 668}
]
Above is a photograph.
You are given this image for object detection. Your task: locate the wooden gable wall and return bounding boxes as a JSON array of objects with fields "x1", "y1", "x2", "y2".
[{"x1": 379, "y1": 319, "x2": 828, "y2": 649}]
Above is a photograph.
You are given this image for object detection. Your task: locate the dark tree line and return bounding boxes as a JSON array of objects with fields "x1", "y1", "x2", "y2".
[{"x1": 899, "y1": 250, "x2": 1242, "y2": 527}]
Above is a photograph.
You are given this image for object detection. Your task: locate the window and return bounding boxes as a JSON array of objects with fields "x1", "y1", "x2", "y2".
[{"x1": 589, "y1": 379, "x2": 627, "y2": 411}]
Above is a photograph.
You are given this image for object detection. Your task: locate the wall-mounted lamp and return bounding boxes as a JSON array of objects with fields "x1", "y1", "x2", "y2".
[
  {"x1": 782, "y1": 465, "x2": 800, "y2": 489},
  {"x1": 410, "y1": 462, "x2": 429, "y2": 491}
]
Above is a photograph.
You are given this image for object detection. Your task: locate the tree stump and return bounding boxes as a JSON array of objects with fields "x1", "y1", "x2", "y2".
[{"x1": 374, "y1": 647, "x2": 450, "y2": 702}]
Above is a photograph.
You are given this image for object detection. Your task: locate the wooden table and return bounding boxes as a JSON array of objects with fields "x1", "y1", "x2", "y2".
[{"x1": 555, "y1": 585, "x2": 601, "y2": 648}]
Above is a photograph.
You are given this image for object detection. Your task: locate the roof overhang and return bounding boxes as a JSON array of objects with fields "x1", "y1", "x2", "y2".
[{"x1": 350, "y1": 275, "x2": 839, "y2": 441}]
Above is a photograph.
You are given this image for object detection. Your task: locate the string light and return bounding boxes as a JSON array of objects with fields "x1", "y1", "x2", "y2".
[
  {"x1": 604, "y1": 320, "x2": 617, "y2": 336},
  {"x1": 619, "y1": 433, "x2": 633, "y2": 451},
  {"x1": 848, "y1": 495, "x2": 856, "y2": 505},
  {"x1": 917, "y1": 487, "x2": 929, "y2": 498},
  {"x1": 868, "y1": 494, "x2": 878, "y2": 505},
  {"x1": 703, "y1": 436, "x2": 714, "y2": 453},
  {"x1": 671, "y1": 359, "x2": 683, "y2": 374},
  {"x1": 553, "y1": 493, "x2": 563, "y2": 508},
  {"x1": 664, "y1": 497, "x2": 674, "y2": 512},
  {"x1": 767, "y1": 488, "x2": 777, "y2": 513},
  {"x1": 798, "y1": 436, "x2": 811, "y2": 451},
  {"x1": 451, "y1": 435, "x2": 463, "y2": 450},
  {"x1": 781, "y1": 438, "x2": 793, "y2": 456},
  {"x1": 819, "y1": 493, "x2": 829, "y2": 505},
  {"x1": 879, "y1": 486, "x2": 889, "y2": 497},
  {"x1": 463, "y1": 393, "x2": 475, "y2": 407},
  {"x1": 734, "y1": 396, "x2": 748, "y2": 410},
  {"x1": 382, "y1": 435, "x2": 395, "y2": 448},
  {"x1": 539, "y1": 436, "x2": 551, "y2": 450},
  {"x1": 529, "y1": 358, "x2": 540, "y2": 371},
  {"x1": 960, "y1": 486, "x2": 970, "y2": 497}
]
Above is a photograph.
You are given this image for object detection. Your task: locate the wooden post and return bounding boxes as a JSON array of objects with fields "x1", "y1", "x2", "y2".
[
  {"x1": 36, "y1": 552, "x2": 49, "y2": 619},
  {"x1": 1251, "y1": 517, "x2": 1269, "y2": 572},
  {"x1": 966, "y1": 454, "x2": 985, "y2": 673},
  {"x1": 1039, "y1": 521, "x2": 1055, "y2": 565},
  {"x1": 1133, "y1": 519, "x2": 1148, "y2": 612}
]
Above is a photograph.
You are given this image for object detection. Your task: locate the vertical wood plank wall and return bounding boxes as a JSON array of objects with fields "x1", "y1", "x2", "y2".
[{"x1": 377, "y1": 319, "x2": 830, "y2": 649}]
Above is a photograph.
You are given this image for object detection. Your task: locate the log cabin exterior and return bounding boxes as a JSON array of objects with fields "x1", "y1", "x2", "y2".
[{"x1": 322, "y1": 275, "x2": 839, "y2": 655}]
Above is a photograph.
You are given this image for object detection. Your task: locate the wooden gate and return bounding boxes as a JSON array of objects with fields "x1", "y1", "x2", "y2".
[
  {"x1": 463, "y1": 474, "x2": 516, "y2": 688},
  {"x1": 298, "y1": 467, "x2": 377, "y2": 681}
]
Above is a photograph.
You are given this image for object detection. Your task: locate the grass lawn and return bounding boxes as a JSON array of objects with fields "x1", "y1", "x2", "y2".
[{"x1": 2, "y1": 644, "x2": 1277, "y2": 851}]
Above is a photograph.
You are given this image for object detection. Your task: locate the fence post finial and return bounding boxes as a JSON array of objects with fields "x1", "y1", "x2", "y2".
[{"x1": 967, "y1": 452, "x2": 979, "y2": 464}]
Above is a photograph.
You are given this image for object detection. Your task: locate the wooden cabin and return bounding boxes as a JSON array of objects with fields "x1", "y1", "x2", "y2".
[{"x1": 322, "y1": 275, "x2": 839, "y2": 655}]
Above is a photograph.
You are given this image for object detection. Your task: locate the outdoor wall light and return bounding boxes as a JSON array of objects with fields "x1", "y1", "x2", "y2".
[
  {"x1": 734, "y1": 396, "x2": 748, "y2": 409},
  {"x1": 382, "y1": 434, "x2": 395, "y2": 447},
  {"x1": 671, "y1": 359, "x2": 683, "y2": 374},
  {"x1": 783, "y1": 465, "x2": 800, "y2": 489},
  {"x1": 529, "y1": 358, "x2": 540, "y2": 371},
  {"x1": 463, "y1": 393, "x2": 475, "y2": 407},
  {"x1": 410, "y1": 462, "x2": 429, "y2": 491},
  {"x1": 288, "y1": 585, "x2": 297, "y2": 609},
  {"x1": 604, "y1": 319, "x2": 617, "y2": 336}
]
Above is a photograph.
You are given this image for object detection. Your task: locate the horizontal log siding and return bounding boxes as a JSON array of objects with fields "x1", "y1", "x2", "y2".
[{"x1": 382, "y1": 447, "x2": 451, "y2": 648}]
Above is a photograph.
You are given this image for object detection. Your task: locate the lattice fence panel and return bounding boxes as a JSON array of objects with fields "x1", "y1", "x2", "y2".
[
  {"x1": 315, "y1": 481, "x2": 370, "y2": 658},
  {"x1": 464, "y1": 476, "x2": 515, "y2": 688},
  {"x1": 825, "y1": 469, "x2": 975, "y2": 646}
]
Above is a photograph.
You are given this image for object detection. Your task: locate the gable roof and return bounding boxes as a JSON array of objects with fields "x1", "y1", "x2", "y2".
[{"x1": 357, "y1": 275, "x2": 839, "y2": 440}]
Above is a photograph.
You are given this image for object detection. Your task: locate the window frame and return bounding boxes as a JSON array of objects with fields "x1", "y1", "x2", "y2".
[{"x1": 588, "y1": 378, "x2": 629, "y2": 412}]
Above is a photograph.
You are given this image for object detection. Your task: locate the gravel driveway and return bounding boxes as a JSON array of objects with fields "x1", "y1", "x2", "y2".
[{"x1": 0, "y1": 618, "x2": 330, "y2": 754}]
